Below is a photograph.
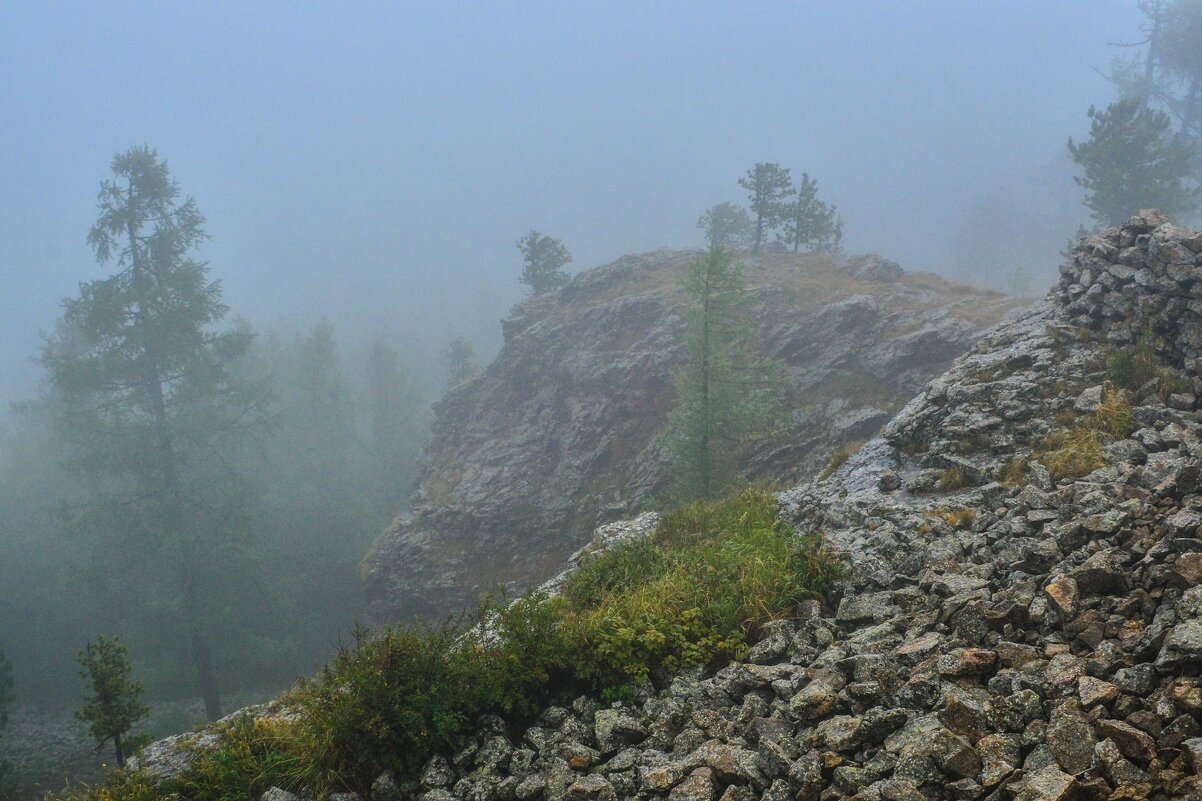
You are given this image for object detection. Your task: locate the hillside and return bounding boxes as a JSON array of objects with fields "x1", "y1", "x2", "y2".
[
  {"x1": 126, "y1": 214, "x2": 1202, "y2": 801},
  {"x1": 362, "y1": 249, "x2": 1021, "y2": 623}
]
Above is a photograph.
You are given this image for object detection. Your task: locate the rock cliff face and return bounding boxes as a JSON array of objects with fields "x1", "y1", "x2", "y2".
[
  {"x1": 389, "y1": 213, "x2": 1202, "y2": 801},
  {"x1": 363, "y1": 249, "x2": 1019, "y2": 622}
]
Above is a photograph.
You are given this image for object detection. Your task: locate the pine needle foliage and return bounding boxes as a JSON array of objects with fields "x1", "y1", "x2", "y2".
[
  {"x1": 76, "y1": 636, "x2": 149, "y2": 768},
  {"x1": 1068, "y1": 99, "x2": 1198, "y2": 225},
  {"x1": 41, "y1": 147, "x2": 270, "y2": 720}
]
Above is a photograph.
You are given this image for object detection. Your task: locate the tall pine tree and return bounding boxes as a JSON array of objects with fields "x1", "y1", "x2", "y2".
[
  {"x1": 738, "y1": 163, "x2": 794, "y2": 254},
  {"x1": 42, "y1": 146, "x2": 267, "y2": 720}
]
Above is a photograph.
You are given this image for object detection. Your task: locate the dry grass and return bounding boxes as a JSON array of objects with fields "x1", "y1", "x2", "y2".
[
  {"x1": 820, "y1": 440, "x2": 865, "y2": 479},
  {"x1": 998, "y1": 457, "x2": 1030, "y2": 487},
  {"x1": 936, "y1": 466, "x2": 973, "y2": 492},
  {"x1": 1036, "y1": 388, "x2": 1134, "y2": 482}
]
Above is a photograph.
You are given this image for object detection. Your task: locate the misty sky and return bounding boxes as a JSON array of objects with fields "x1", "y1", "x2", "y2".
[{"x1": 0, "y1": 1, "x2": 1143, "y2": 405}]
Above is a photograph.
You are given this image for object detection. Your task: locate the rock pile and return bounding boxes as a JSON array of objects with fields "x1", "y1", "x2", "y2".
[{"x1": 332, "y1": 216, "x2": 1202, "y2": 801}]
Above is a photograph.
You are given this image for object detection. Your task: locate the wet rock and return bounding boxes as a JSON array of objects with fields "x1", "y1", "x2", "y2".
[
  {"x1": 1096, "y1": 719, "x2": 1156, "y2": 764},
  {"x1": 684, "y1": 741, "x2": 767, "y2": 788},
  {"x1": 667, "y1": 768, "x2": 716, "y2": 801},
  {"x1": 1078, "y1": 677, "x2": 1119, "y2": 708},
  {"x1": 564, "y1": 775, "x2": 615, "y2": 801},
  {"x1": 938, "y1": 648, "x2": 997, "y2": 677},
  {"x1": 1043, "y1": 576, "x2": 1079, "y2": 619},
  {"x1": 261, "y1": 789, "x2": 299, "y2": 801},
  {"x1": 1155, "y1": 620, "x2": 1202, "y2": 670},
  {"x1": 976, "y1": 733, "x2": 1020, "y2": 787},
  {"x1": 1047, "y1": 710, "x2": 1095, "y2": 775},
  {"x1": 593, "y1": 709, "x2": 646, "y2": 755},
  {"x1": 1011, "y1": 765, "x2": 1077, "y2": 801}
]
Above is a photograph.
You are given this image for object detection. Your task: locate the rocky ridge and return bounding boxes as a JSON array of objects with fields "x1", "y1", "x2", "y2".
[
  {"x1": 363, "y1": 249, "x2": 1019, "y2": 623},
  {"x1": 331, "y1": 214, "x2": 1202, "y2": 801}
]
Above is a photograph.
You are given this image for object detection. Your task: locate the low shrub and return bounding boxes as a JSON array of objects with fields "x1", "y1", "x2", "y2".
[
  {"x1": 163, "y1": 716, "x2": 302, "y2": 801},
  {"x1": 294, "y1": 597, "x2": 571, "y2": 796},
  {"x1": 559, "y1": 489, "x2": 840, "y2": 688},
  {"x1": 998, "y1": 457, "x2": 1030, "y2": 486},
  {"x1": 1107, "y1": 334, "x2": 1188, "y2": 399},
  {"x1": 940, "y1": 507, "x2": 976, "y2": 529}
]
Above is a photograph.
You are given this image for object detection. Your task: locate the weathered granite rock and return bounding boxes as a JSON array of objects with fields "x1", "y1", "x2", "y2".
[{"x1": 363, "y1": 249, "x2": 1019, "y2": 622}]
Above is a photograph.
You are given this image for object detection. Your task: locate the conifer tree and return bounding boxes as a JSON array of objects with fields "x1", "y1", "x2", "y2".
[
  {"x1": 41, "y1": 146, "x2": 268, "y2": 720},
  {"x1": 738, "y1": 163, "x2": 794, "y2": 254},
  {"x1": 666, "y1": 247, "x2": 784, "y2": 501},
  {"x1": 75, "y1": 636, "x2": 148, "y2": 768},
  {"x1": 782, "y1": 173, "x2": 843, "y2": 253},
  {"x1": 698, "y1": 202, "x2": 754, "y2": 250},
  {"x1": 517, "y1": 230, "x2": 572, "y2": 295},
  {"x1": 1107, "y1": 0, "x2": 1202, "y2": 180},
  {"x1": 1068, "y1": 99, "x2": 1198, "y2": 225},
  {"x1": 444, "y1": 336, "x2": 479, "y2": 387}
]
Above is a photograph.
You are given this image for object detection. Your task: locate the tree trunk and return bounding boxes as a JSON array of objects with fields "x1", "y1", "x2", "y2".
[
  {"x1": 114, "y1": 733, "x2": 125, "y2": 767},
  {"x1": 752, "y1": 212, "x2": 764, "y2": 255},
  {"x1": 699, "y1": 268, "x2": 712, "y2": 500},
  {"x1": 125, "y1": 181, "x2": 223, "y2": 722},
  {"x1": 186, "y1": 593, "x2": 223, "y2": 720},
  {"x1": 1179, "y1": 72, "x2": 1200, "y2": 143}
]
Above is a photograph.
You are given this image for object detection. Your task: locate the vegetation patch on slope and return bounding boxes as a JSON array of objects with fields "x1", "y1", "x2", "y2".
[{"x1": 56, "y1": 490, "x2": 837, "y2": 801}]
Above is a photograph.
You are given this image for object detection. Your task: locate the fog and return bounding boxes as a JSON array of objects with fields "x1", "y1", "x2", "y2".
[
  {"x1": 2, "y1": 2, "x2": 1181, "y2": 792},
  {"x1": 1, "y1": 1, "x2": 1141, "y2": 406}
]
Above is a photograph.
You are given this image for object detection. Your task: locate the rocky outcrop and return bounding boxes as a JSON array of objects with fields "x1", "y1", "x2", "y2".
[
  {"x1": 363, "y1": 249, "x2": 1019, "y2": 623},
  {"x1": 381, "y1": 214, "x2": 1202, "y2": 801}
]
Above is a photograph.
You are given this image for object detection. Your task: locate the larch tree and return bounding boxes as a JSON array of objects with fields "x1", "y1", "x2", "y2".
[
  {"x1": 517, "y1": 230, "x2": 572, "y2": 295},
  {"x1": 41, "y1": 146, "x2": 267, "y2": 720},
  {"x1": 666, "y1": 246, "x2": 784, "y2": 501},
  {"x1": 1068, "y1": 99, "x2": 1198, "y2": 226},
  {"x1": 738, "y1": 163, "x2": 794, "y2": 254}
]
